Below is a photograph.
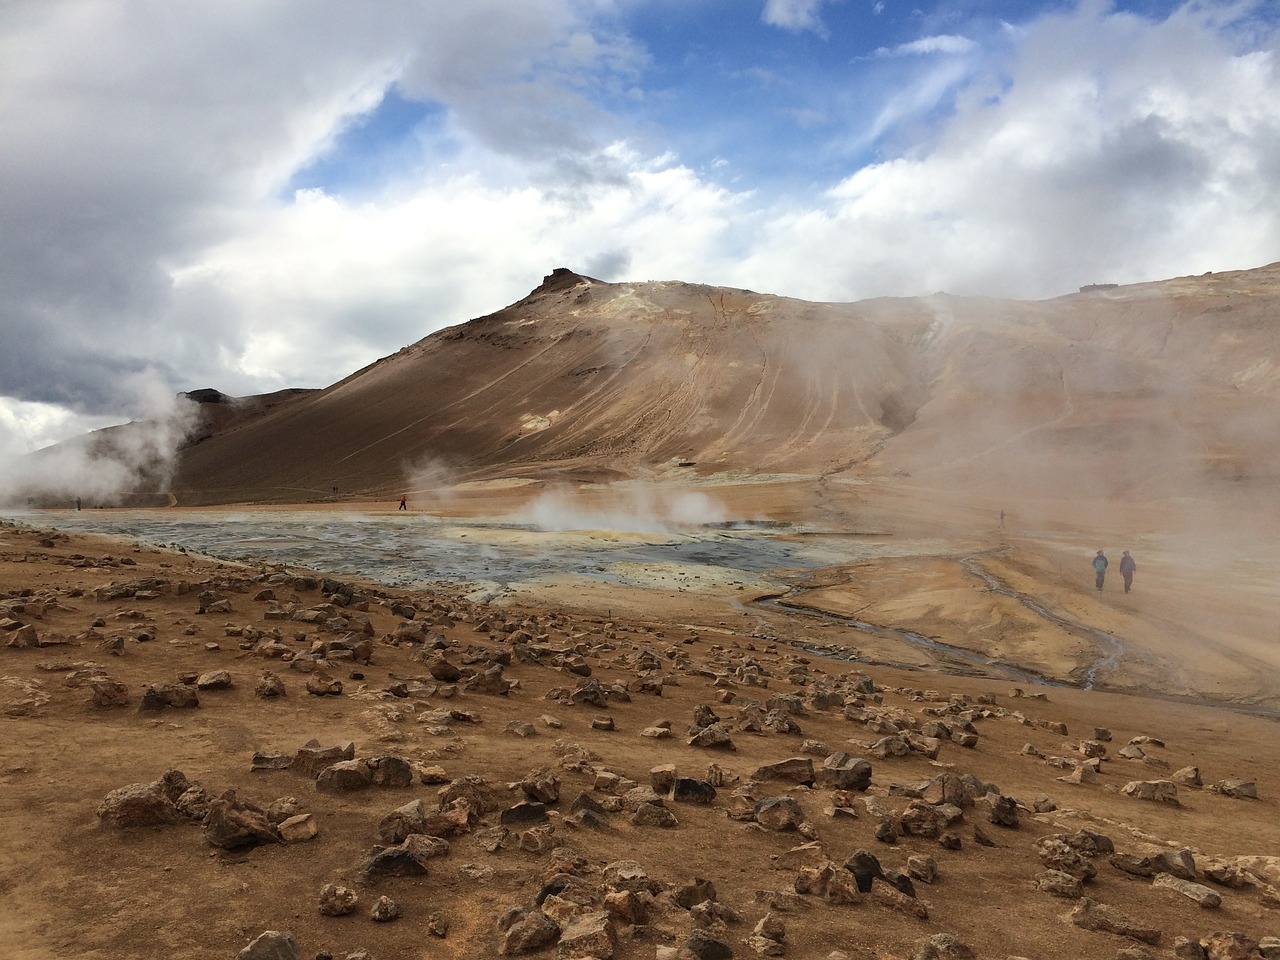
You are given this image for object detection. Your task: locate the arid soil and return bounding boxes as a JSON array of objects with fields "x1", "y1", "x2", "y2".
[{"x1": 3, "y1": 473, "x2": 1279, "y2": 960}]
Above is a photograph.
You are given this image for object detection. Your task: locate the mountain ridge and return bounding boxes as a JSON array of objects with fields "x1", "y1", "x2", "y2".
[{"x1": 17, "y1": 262, "x2": 1280, "y2": 507}]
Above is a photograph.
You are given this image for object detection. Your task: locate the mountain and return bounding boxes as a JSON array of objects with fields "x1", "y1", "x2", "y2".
[{"x1": 162, "y1": 263, "x2": 1280, "y2": 506}]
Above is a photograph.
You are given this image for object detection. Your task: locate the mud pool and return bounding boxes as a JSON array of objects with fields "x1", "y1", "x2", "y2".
[{"x1": 10, "y1": 510, "x2": 860, "y2": 599}]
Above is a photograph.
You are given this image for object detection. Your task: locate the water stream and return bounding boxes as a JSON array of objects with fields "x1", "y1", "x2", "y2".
[{"x1": 958, "y1": 558, "x2": 1124, "y2": 689}]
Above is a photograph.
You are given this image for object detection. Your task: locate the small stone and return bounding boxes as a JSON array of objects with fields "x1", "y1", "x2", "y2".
[
  {"x1": 250, "y1": 751, "x2": 293, "y2": 772},
  {"x1": 1034, "y1": 869, "x2": 1083, "y2": 899},
  {"x1": 683, "y1": 930, "x2": 734, "y2": 960},
  {"x1": 557, "y1": 911, "x2": 617, "y2": 959},
  {"x1": 907, "y1": 855, "x2": 937, "y2": 884},
  {"x1": 912, "y1": 933, "x2": 976, "y2": 960},
  {"x1": 195, "y1": 669, "x2": 232, "y2": 690},
  {"x1": 277, "y1": 813, "x2": 318, "y2": 843},
  {"x1": 318, "y1": 883, "x2": 358, "y2": 917},
  {"x1": 755, "y1": 796, "x2": 806, "y2": 832},
  {"x1": 316, "y1": 760, "x2": 372, "y2": 793},
  {"x1": 255, "y1": 672, "x2": 286, "y2": 698},
  {"x1": 203, "y1": 791, "x2": 282, "y2": 849},
  {"x1": 1152, "y1": 873, "x2": 1221, "y2": 908},
  {"x1": 370, "y1": 895, "x2": 401, "y2": 922},
  {"x1": 1066, "y1": 897, "x2": 1160, "y2": 944},
  {"x1": 498, "y1": 908, "x2": 559, "y2": 955},
  {"x1": 1121, "y1": 780, "x2": 1179, "y2": 804},
  {"x1": 672, "y1": 777, "x2": 717, "y2": 804},
  {"x1": 631, "y1": 802, "x2": 678, "y2": 828},
  {"x1": 500, "y1": 801, "x2": 549, "y2": 826},
  {"x1": 1208, "y1": 778, "x2": 1258, "y2": 799},
  {"x1": 236, "y1": 930, "x2": 300, "y2": 960},
  {"x1": 90, "y1": 678, "x2": 131, "y2": 707},
  {"x1": 1201, "y1": 932, "x2": 1258, "y2": 959}
]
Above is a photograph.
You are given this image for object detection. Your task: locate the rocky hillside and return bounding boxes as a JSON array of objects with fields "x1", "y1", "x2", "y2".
[{"x1": 166, "y1": 262, "x2": 1280, "y2": 505}]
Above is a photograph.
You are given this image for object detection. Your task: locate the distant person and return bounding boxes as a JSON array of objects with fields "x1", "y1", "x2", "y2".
[
  {"x1": 398, "y1": 496, "x2": 407, "y2": 511},
  {"x1": 1092, "y1": 550, "x2": 1108, "y2": 591},
  {"x1": 1119, "y1": 550, "x2": 1136, "y2": 593},
  {"x1": 998, "y1": 510, "x2": 1005, "y2": 528},
  {"x1": 75, "y1": 497, "x2": 81, "y2": 511}
]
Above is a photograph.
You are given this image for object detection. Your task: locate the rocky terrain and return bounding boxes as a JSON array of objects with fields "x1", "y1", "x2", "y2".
[
  {"x1": 6, "y1": 261, "x2": 1280, "y2": 959},
  {"x1": 3, "y1": 518, "x2": 1278, "y2": 960}
]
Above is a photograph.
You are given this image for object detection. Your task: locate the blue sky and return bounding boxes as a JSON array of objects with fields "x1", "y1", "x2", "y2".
[{"x1": 1, "y1": 0, "x2": 1278, "y2": 462}]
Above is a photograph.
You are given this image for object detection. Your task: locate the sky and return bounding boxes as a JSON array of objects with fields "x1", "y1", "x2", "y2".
[{"x1": 1, "y1": 0, "x2": 1278, "y2": 456}]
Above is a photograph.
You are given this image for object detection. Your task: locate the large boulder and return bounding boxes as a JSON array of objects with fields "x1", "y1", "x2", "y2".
[
  {"x1": 292, "y1": 740, "x2": 355, "y2": 778},
  {"x1": 1121, "y1": 780, "x2": 1179, "y2": 804},
  {"x1": 316, "y1": 759, "x2": 373, "y2": 793},
  {"x1": 819, "y1": 753, "x2": 872, "y2": 791},
  {"x1": 203, "y1": 791, "x2": 283, "y2": 850},
  {"x1": 752, "y1": 757, "x2": 815, "y2": 786},
  {"x1": 96, "y1": 780, "x2": 182, "y2": 828},
  {"x1": 378, "y1": 799, "x2": 428, "y2": 845},
  {"x1": 754, "y1": 796, "x2": 806, "y2": 832},
  {"x1": 363, "y1": 834, "x2": 450, "y2": 878}
]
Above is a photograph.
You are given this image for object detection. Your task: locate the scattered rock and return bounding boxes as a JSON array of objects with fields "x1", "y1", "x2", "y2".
[
  {"x1": 277, "y1": 813, "x2": 318, "y2": 843},
  {"x1": 364, "y1": 834, "x2": 450, "y2": 878},
  {"x1": 318, "y1": 883, "x2": 358, "y2": 917},
  {"x1": 96, "y1": 779, "x2": 182, "y2": 828},
  {"x1": 755, "y1": 795, "x2": 809, "y2": 833},
  {"x1": 370, "y1": 895, "x2": 401, "y2": 922},
  {"x1": 498, "y1": 907, "x2": 560, "y2": 955},
  {"x1": 557, "y1": 911, "x2": 617, "y2": 959},
  {"x1": 89, "y1": 677, "x2": 130, "y2": 707},
  {"x1": 912, "y1": 933, "x2": 976, "y2": 960},
  {"x1": 1066, "y1": 898, "x2": 1160, "y2": 944},
  {"x1": 1121, "y1": 780, "x2": 1179, "y2": 804},
  {"x1": 1208, "y1": 778, "x2": 1258, "y2": 799},
  {"x1": 316, "y1": 759, "x2": 373, "y2": 793},
  {"x1": 236, "y1": 930, "x2": 300, "y2": 960},
  {"x1": 1152, "y1": 873, "x2": 1221, "y2": 909},
  {"x1": 203, "y1": 790, "x2": 283, "y2": 849},
  {"x1": 195, "y1": 669, "x2": 232, "y2": 690}
]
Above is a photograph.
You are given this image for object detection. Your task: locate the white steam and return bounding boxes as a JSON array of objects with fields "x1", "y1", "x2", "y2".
[
  {"x1": 401, "y1": 455, "x2": 462, "y2": 501},
  {"x1": 514, "y1": 485, "x2": 728, "y2": 533},
  {"x1": 0, "y1": 372, "x2": 200, "y2": 507}
]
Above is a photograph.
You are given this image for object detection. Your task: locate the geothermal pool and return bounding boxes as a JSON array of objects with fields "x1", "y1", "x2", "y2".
[{"x1": 10, "y1": 510, "x2": 871, "y2": 600}]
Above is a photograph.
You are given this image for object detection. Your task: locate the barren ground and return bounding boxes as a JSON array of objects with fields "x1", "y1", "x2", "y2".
[{"x1": 2, "y1": 476, "x2": 1279, "y2": 960}]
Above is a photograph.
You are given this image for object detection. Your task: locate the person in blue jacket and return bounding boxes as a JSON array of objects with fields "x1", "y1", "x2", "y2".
[{"x1": 1092, "y1": 550, "x2": 1108, "y2": 591}]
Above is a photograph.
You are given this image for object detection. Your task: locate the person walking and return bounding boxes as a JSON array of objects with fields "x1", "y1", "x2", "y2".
[
  {"x1": 1119, "y1": 550, "x2": 1136, "y2": 593},
  {"x1": 398, "y1": 496, "x2": 407, "y2": 511},
  {"x1": 998, "y1": 509, "x2": 1005, "y2": 528},
  {"x1": 1092, "y1": 550, "x2": 1108, "y2": 592}
]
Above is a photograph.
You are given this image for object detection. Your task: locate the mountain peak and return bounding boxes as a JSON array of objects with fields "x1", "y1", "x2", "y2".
[{"x1": 532, "y1": 267, "x2": 598, "y2": 296}]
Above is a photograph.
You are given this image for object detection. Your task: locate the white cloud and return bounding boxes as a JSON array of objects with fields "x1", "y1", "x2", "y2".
[
  {"x1": 762, "y1": 0, "x2": 842, "y2": 35},
  {"x1": 1, "y1": 0, "x2": 1278, "y2": 460},
  {"x1": 169, "y1": 147, "x2": 749, "y2": 385},
  {"x1": 875, "y1": 34, "x2": 978, "y2": 56},
  {"x1": 732, "y1": 2, "x2": 1280, "y2": 301}
]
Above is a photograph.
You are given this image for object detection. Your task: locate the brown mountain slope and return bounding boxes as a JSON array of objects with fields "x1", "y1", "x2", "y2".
[
  {"x1": 171, "y1": 269, "x2": 929, "y2": 503},
  {"x1": 165, "y1": 263, "x2": 1280, "y2": 505}
]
